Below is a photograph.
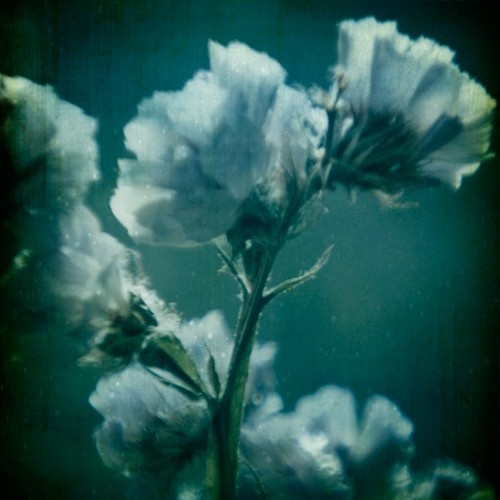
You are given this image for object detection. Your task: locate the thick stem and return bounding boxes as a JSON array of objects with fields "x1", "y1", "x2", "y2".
[{"x1": 208, "y1": 247, "x2": 277, "y2": 499}]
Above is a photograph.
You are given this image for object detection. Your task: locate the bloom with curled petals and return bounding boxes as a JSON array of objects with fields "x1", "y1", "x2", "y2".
[
  {"x1": 111, "y1": 41, "x2": 326, "y2": 246},
  {"x1": 324, "y1": 18, "x2": 496, "y2": 195}
]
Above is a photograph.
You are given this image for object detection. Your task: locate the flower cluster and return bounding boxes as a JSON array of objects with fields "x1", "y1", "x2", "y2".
[
  {"x1": 241, "y1": 384, "x2": 492, "y2": 499},
  {"x1": 91, "y1": 319, "x2": 491, "y2": 499},
  {"x1": 1, "y1": 15, "x2": 496, "y2": 500},
  {"x1": 89, "y1": 309, "x2": 281, "y2": 496},
  {"x1": 111, "y1": 19, "x2": 495, "y2": 251},
  {"x1": 0, "y1": 74, "x2": 173, "y2": 366}
]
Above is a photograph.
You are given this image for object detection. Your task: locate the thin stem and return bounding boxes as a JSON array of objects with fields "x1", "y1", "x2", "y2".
[{"x1": 216, "y1": 242, "x2": 251, "y2": 297}]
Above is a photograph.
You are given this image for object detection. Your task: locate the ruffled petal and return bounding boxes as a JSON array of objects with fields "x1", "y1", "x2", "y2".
[{"x1": 330, "y1": 18, "x2": 495, "y2": 193}]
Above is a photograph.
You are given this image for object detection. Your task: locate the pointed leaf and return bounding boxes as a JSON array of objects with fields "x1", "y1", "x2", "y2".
[
  {"x1": 146, "y1": 365, "x2": 202, "y2": 401},
  {"x1": 263, "y1": 244, "x2": 333, "y2": 305},
  {"x1": 152, "y1": 333, "x2": 207, "y2": 396},
  {"x1": 207, "y1": 350, "x2": 221, "y2": 399},
  {"x1": 215, "y1": 238, "x2": 250, "y2": 295}
]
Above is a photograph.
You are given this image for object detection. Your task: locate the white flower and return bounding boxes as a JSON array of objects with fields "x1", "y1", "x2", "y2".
[
  {"x1": 50, "y1": 205, "x2": 126, "y2": 307},
  {"x1": 48, "y1": 204, "x2": 176, "y2": 368},
  {"x1": 0, "y1": 74, "x2": 100, "y2": 210},
  {"x1": 111, "y1": 41, "x2": 326, "y2": 246},
  {"x1": 38, "y1": 203, "x2": 133, "y2": 337},
  {"x1": 89, "y1": 361, "x2": 209, "y2": 484},
  {"x1": 4, "y1": 199, "x2": 165, "y2": 367},
  {"x1": 2, "y1": 203, "x2": 125, "y2": 324},
  {"x1": 241, "y1": 385, "x2": 414, "y2": 497},
  {"x1": 327, "y1": 18, "x2": 495, "y2": 193}
]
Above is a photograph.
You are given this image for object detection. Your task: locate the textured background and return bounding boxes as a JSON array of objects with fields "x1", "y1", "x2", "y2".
[{"x1": 1, "y1": 1, "x2": 499, "y2": 497}]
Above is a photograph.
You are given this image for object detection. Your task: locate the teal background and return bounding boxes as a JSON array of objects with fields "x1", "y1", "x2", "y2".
[{"x1": 1, "y1": 1, "x2": 499, "y2": 497}]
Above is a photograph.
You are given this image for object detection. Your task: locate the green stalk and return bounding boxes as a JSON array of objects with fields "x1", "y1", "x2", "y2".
[
  {"x1": 208, "y1": 246, "x2": 278, "y2": 499},
  {"x1": 206, "y1": 139, "x2": 333, "y2": 498}
]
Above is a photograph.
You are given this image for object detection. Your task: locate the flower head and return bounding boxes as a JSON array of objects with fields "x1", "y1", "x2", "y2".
[
  {"x1": 0, "y1": 74, "x2": 101, "y2": 284},
  {"x1": 111, "y1": 41, "x2": 326, "y2": 246},
  {"x1": 0, "y1": 74, "x2": 100, "y2": 211},
  {"x1": 241, "y1": 385, "x2": 414, "y2": 498},
  {"x1": 90, "y1": 309, "x2": 280, "y2": 494},
  {"x1": 50, "y1": 204, "x2": 177, "y2": 368},
  {"x1": 241, "y1": 382, "x2": 493, "y2": 498},
  {"x1": 89, "y1": 361, "x2": 209, "y2": 488},
  {"x1": 325, "y1": 18, "x2": 496, "y2": 194}
]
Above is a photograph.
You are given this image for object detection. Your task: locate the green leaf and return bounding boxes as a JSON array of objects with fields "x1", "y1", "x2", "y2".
[
  {"x1": 207, "y1": 350, "x2": 221, "y2": 399},
  {"x1": 145, "y1": 366, "x2": 202, "y2": 401},
  {"x1": 215, "y1": 237, "x2": 250, "y2": 295},
  {"x1": 263, "y1": 244, "x2": 334, "y2": 305},
  {"x1": 151, "y1": 333, "x2": 207, "y2": 397}
]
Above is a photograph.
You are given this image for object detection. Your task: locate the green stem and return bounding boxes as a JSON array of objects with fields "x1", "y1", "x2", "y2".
[
  {"x1": 206, "y1": 157, "x2": 326, "y2": 498},
  {"x1": 208, "y1": 246, "x2": 278, "y2": 499}
]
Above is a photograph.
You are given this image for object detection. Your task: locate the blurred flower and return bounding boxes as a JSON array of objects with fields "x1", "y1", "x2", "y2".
[
  {"x1": 0, "y1": 74, "x2": 169, "y2": 365},
  {"x1": 0, "y1": 74, "x2": 100, "y2": 279},
  {"x1": 49, "y1": 204, "x2": 177, "y2": 368},
  {"x1": 2, "y1": 198, "x2": 169, "y2": 368},
  {"x1": 0, "y1": 74, "x2": 99, "y2": 211},
  {"x1": 408, "y1": 460, "x2": 494, "y2": 499},
  {"x1": 49, "y1": 205, "x2": 127, "y2": 314},
  {"x1": 323, "y1": 18, "x2": 496, "y2": 195},
  {"x1": 240, "y1": 385, "x2": 414, "y2": 498},
  {"x1": 111, "y1": 41, "x2": 326, "y2": 246},
  {"x1": 6, "y1": 203, "x2": 126, "y2": 321}
]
